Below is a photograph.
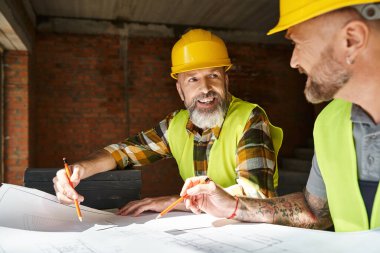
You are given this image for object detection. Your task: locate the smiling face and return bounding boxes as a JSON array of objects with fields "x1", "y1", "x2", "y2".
[
  {"x1": 176, "y1": 67, "x2": 229, "y2": 129},
  {"x1": 286, "y1": 13, "x2": 352, "y2": 104}
]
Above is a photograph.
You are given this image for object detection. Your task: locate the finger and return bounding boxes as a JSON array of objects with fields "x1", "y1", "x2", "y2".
[
  {"x1": 57, "y1": 170, "x2": 80, "y2": 200},
  {"x1": 180, "y1": 176, "x2": 208, "y2": 197},
  {"x1": 117, "y1": 199, "x2": 141, "y2": 214},
  {"x1": 130, "y1": 205, "x2": 150, "y2": 217},
  {"x1": 54, "y1": 170, "x2": 73, "y2": 195},
  {"x1": 55, "y1": 191, "x2": 75, "y2": 205},
  {"x1": 189, "y1": 205, "x2": 201, "y2": 214},
  {"x1": 70, "y1": 165, "x2": 82, "y2": 186},
  {"x1": 186, "y1": 181, "x2": 216, "y2": 196},
  {"x1": 56, "y1": 168, "x2": 70, "y2": 183},
  {"x1": 186, "y1": 196, "x2": 202, "y2": 214},
  {"x1": 184, "y1": 196, "x2": 198, "y2": 212},
  {"x1": 72, "y1": 193, "x2": 84, "y2": 202},
  {"x1": 117, "y1": 200, "x2": 136, "y2": 215},
  {"x1": 53, "y1": 177, "x2": 68, "y2": 202},
  {"x1": 119, "y1": 203, "x2": 147, "y2": 216},
  {"x1": 117, "y1": 199, "x2": 151, "y2": 216},
  {"x1": 55, "y1": 181, "x2": 84, "y2": 202},
  {"x1": 53, "y1": 183, "x2": 60, "y2": 197},
  {"x1": 53, "y1": 177, "x2": 66, "y2": 195},
  {"x1": 180, "y1": 178, "x2": 193, "y2": 196}
]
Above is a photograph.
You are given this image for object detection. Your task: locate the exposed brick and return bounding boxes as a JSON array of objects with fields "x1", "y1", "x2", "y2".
[
  {"x1": 3, "y1": 33, "x2": 315, "y2": 197},
  {"x1": 3, "y1": 51, "x2": 30, "y2": 185},
  {"x1": 33, "y1": 33, "x2": 128, "y2": 168}
]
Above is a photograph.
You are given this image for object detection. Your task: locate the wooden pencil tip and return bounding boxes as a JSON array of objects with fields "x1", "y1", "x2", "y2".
[
  {"x1": 79, "y1": 217, "x2": 83, "y2": 222},
  {"x1": 155, "y1": 214, "x2": 161, "y2": 220}
]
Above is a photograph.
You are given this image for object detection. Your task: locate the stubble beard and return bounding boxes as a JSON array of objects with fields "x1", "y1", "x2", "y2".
[{"x1": 304, "y1": 46, "x2": 352, "y2": 104}]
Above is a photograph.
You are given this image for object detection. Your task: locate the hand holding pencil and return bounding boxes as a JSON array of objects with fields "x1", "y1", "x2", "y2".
[
  {"x1": 180, "y1": 176, "x2": 239, "y2": 218},
  {"x1": 156, "y1": 177, "x2": 210, "y2": 219},
  {"x1": 62, "y1": 158, "x2": 83, "y2": 222}
]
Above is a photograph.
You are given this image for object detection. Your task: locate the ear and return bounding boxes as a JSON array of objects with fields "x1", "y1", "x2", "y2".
[
  {"x1": 342, "y1": 20, "x2": 369, "y2": 63},
  {"x1": 176, "y1": 81, "x2": 185, "y2": 101}
]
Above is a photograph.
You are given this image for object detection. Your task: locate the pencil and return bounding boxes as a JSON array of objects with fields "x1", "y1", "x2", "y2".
[
  {"x1": 63, "y1": 158, "x2": 83, "y2": 222},
  {"x1": 155, "y1": 177, "x2": 210, "y2": 219}
]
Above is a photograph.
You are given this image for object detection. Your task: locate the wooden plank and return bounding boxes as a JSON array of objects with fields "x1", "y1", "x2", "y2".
[
  {"x1": 24, "y1": 168, "x2": 142, "y2": 209},
  {"x1": 0, "y1": 13, "x2": 18, "y2": 50},
  {"x1": 0, "y1": 0, "x2": 35, "y2": 51}
]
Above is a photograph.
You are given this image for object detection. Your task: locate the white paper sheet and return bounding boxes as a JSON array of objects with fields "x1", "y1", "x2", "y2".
[
  {"x1": 0, "y1": 183, "x2": 121, "y2": 231},
  {"x1": 0, "y1": 183, "x2": 379, "y2": 253},
  {"x1": 0, "y1": 226, "x2": 198, "y2": 253}
]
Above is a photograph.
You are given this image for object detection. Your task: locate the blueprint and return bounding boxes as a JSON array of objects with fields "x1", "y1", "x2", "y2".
[{"x1": 0, "y1": 183, "x2": 379, "y2": 253}]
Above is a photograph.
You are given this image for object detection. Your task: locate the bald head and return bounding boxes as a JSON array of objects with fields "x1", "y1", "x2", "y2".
[
  {"x1": 285, "y1": 5, "x2": 380, "y2": 104},
  {"x1": 280, "y1": 2, "x2": 380, "y2": 121}
]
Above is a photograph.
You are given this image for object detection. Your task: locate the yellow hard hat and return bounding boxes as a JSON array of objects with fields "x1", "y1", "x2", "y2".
[
  {"x1": 170, "y1": 29, "x2": 232, "y2": 79},
  {"x1": 268, "y1": 0, "x2": 380, "y2": 35}
]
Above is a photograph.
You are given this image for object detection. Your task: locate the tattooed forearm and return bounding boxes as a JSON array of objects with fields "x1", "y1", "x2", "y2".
[
  {"x1": 235, "y1": 191, "x2": 332, "y2": 230},
  {"x1": 304, "y1": 190, "x2": 333, "y2": 229}
]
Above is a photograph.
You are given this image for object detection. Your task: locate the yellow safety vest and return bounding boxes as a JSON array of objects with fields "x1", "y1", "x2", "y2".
[
  {"x1": 314, "y1": 99, "x2": 380, "y2": 232},
  {"x1": 167, "y1": 96, "x2": 283, "y2": 188}
]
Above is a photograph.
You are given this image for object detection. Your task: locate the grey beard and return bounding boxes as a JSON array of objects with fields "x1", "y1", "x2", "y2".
[
  {"x1": 187, "y1": 91, "x2": 228, "y2": 129},
  {"x1": 190, "y1": 105, "x2": 226, "y2": 129}
]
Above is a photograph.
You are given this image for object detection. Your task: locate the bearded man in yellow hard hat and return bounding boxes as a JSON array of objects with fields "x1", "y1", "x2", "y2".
[
  {"x1": 52, "y1": 29, "x2": 283, "y2": 216},
  {"x1": 180, "y1": 1, "x2": 380, "y2": 233}
]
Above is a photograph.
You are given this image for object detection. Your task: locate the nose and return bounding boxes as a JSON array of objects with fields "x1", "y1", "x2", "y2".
[
  {"x1": 198, "y1": 77, "x2": 212, "y2": 94},
  {"x1": 290, "y1": 49, "x2": 298, "y2": 69}
]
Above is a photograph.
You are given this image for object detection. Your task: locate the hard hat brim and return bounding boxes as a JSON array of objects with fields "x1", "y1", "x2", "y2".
[
  {"x1": 171, "y1": 62, "x2": 232, "y2": 79},
  {"x1": 267, "y1": 0, "x2": 380, "y2": 35}
]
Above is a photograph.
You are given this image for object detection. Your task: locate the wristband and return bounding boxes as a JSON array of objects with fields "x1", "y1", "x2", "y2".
[{"x1": 227, "y1": 196, "x2": 239, "y2": 219}]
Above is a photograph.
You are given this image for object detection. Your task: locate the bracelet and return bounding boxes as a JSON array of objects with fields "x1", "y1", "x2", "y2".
[{"x1": 227, "y1": 196, "x2": 239, "y2": 219}]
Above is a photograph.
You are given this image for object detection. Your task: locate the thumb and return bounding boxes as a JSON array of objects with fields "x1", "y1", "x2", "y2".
[{"x1": 70, "y1": 165, "x2": 82, "y2": 186}]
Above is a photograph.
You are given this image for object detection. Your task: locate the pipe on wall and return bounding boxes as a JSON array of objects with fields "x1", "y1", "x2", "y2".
[{"x1": 0, "y1": 48, "x2": 4, "y2": 183}]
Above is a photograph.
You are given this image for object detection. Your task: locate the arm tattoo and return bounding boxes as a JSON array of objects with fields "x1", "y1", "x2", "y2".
[
  {"x1": 236, "y1": 191, "x2": 333, "y2": 230},
  {"x1": 304, "y1": 190, "x2": 333, "y2": 229}
]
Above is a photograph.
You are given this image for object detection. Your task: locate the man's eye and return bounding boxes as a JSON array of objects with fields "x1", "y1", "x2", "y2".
[
  {"x1": 188, "y1": 77, "x2": 197, "y2": 82},
  {"x1": 209, "y1": 74, "x2": 218, "y2": 78}
]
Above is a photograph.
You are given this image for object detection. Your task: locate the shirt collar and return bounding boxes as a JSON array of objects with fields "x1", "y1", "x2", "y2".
[
  {"x1": 185, "y1": 120, "x2": 222, "y2": 138},
  {"x1": 351, "y1": 103, "x2": 376, "y2": 126}
]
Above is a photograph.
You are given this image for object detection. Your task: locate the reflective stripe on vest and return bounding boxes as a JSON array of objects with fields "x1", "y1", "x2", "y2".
[
  {"x1": 167, "y1": 96, "x2": 283, "y2": 188},
  {"x1": 314, "y1": 99, "x2": 380, "y2": 232}
]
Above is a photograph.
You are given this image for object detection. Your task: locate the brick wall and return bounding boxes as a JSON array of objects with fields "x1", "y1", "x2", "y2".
[
  {"x1": 127, "y1": 37, "x2": 183, "y2": 135},
  {"x1": 3, "y1": 51, "x2": 30, "y2": 185},
  {"x1": 227, "y1": 42, "x2": 314, "y2": 156},
  {"x1": 4, "y1": 33, "x2": 314, "y2": 197},
  {"x1": 33, "y1": 33, "x2": 127, "y2": 167}
]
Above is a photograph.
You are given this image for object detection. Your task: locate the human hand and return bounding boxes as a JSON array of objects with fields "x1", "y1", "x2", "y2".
[
  {"x1": 53, "y1": 164, "x2": 84, "y2": 205},
  {"x1": 180, "y1": 176, "x2": 237, "y2": 218},
  {"x1": 117, "y1": 195, "x2": 182, "y2": 216}
]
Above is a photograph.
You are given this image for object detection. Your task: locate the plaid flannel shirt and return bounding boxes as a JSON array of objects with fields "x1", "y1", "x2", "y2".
[{"x1": 105, "y1": 103, "x2": 276, "y2": 197}]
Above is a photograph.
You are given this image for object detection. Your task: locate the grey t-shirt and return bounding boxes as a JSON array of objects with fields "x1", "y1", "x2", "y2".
[{"x1": 306, "y1": 104, "x2": 380, "y2": 199}]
